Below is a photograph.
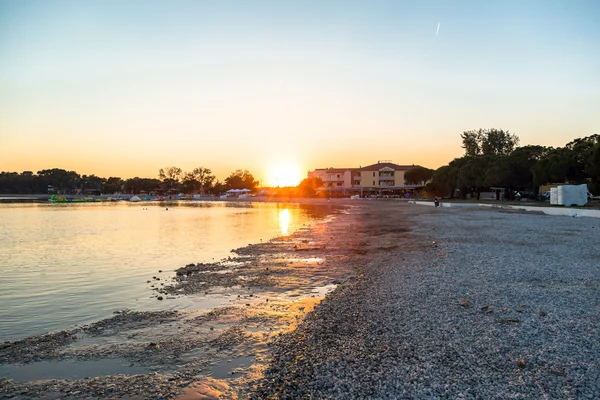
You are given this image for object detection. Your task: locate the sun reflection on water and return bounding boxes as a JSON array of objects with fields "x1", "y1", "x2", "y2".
[{"x1": 279, "y1": 208, "x2": 290, "y2": 235}]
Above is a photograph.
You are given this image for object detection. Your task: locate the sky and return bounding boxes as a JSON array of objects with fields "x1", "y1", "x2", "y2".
[{"x1": 1, "y1": 0, "x2": 599, "y2": 186}]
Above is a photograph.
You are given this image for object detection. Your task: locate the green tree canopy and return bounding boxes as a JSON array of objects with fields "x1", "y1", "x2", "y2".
[
  {"x1": 461, "y1": 128, "x2": 519, "y2": 157},
  {"x1": 404, "y1": 167, "x2": 434, "y2": 185}
]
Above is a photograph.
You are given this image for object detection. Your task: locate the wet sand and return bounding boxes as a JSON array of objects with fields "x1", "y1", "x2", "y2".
[{"x1": 1, "y1": 199, "x2": 372, "y2": 398}]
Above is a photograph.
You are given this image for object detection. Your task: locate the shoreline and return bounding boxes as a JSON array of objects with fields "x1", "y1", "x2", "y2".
[
  {"x1": 0, "y1": 201, "x2": 364, "y2": 398},
  {"x1": 2, "y1": 202, "x2": 599, "y2": 398}
]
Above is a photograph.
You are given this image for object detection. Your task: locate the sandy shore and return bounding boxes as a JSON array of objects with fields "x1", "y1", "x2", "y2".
[{"x1": 2, "y1": 200, "x2": 599, "y2": 399}]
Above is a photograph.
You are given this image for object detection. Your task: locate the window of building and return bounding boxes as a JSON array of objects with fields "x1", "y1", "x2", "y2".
[
  {"x1": 336, "y1": 182, "x2": 342, "y2": 186},
  {"x1": 373, "y1": 172, "x2": 375, "y2": 177}
]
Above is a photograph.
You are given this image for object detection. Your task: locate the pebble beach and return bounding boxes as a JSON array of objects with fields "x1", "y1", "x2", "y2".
[
  {"x1": 1, "y1": 200, "x2": 599, "y2": 399},
  {"x1": 251, "y1": 203, "x2": 600, "y2": 399}
]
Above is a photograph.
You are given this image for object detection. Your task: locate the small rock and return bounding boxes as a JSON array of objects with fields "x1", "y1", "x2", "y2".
[
  {"x1": 539, "y1": 311, "x2": 547, "y2": 317},
  {"x1": 157, "y1": 296, "x2": 164, "y2": 301},
  {"x1": 517, "y1": 359, "x2": 526, "y2": 368},
  {"x1": 458, "y1": 299, "x2": 470, "y2": 308}
]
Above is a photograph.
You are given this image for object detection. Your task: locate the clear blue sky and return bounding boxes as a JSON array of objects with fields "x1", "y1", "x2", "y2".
[{"x1": 1, "y1": 0, "x2": 599, "y2": 184}]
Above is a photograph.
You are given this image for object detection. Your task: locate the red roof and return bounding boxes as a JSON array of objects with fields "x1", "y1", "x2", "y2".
[{"x1": 360, "y1": 162, "x2": 419, "y2": 171}]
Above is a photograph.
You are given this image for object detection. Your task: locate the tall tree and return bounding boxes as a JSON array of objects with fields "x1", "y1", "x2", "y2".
[
  {"x1": 224, "y1": 169, "x2": 259, "y2": 190},
  {"x1": 404, "y1": 167, "x2": 434, "y2": 185},
  {"x1": 158, "y1": 166, "x2": 182, "y2": 191},
  {"x1": 461, "y1": 128, "x2": 519, "y2": 156},
  {"x1": 190, "y1": 167, "x2": 215, "y2": 193},
  {"x1": 103, "y1": 177, "x2": 124, "y2": 194}
]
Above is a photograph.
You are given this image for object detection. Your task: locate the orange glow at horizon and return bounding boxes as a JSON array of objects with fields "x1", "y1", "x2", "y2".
[{"x1": 267, "y1": 161, "x2": 303, "y2": 187}]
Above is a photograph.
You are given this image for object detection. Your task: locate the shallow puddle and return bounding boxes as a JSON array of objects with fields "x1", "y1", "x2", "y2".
[
  {"x1": 209, "y1": 356, "x2": 254, "y2": 379},
  {"x1": 0, "y1": 358, "x2": 148, "y2": 381}
]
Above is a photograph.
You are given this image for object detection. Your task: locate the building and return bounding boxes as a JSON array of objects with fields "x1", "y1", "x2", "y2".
[{"x1": 308, "y1": 161, "x2": 426, "y2": 197}]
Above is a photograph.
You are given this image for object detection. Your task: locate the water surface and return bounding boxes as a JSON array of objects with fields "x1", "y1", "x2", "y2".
[{"x1": 0, "y1": 201, "x2": 330, "y2": 341}]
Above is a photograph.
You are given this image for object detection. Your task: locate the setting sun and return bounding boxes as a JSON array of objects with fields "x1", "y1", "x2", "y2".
[{"x1": 267, "y1": 162, "x2": 303, "y2": 187}]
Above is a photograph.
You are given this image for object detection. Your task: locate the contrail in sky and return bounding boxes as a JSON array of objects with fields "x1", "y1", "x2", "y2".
[{"x1": 436, "y1": 22, "x2": 440, "y2": 36}]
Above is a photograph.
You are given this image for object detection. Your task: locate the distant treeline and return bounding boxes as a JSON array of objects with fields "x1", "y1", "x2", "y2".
[
  {"x1": 425, "y1": 130, "x2": 600, "y2": 198},
  {"x1": 0, "y1": 167, "x2": 260, "y2": 195},
  {"x1": 4, "y1": 130, "x2": 597, "y2": 198}
]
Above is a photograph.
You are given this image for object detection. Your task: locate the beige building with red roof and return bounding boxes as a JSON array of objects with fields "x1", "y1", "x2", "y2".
[{"x1": 308, "y1": 161, "x2": 426, "y2": 197}]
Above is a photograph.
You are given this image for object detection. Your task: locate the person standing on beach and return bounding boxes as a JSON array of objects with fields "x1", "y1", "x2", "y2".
[{"x1": 434, "y1": 197, "x2": 440, "y2": 207}]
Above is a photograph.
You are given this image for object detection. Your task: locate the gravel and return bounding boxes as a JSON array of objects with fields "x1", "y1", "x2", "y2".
[
  {"x1": 2, "y1": 202, "x2": 598, "y2": 399},
  {"x1": 251, "y1": 205, "x2": 600, "y2": 399}
]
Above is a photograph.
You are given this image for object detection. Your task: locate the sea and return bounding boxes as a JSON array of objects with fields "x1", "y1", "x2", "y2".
[{"x1": 0, "y1": 200, "x2": 331, "y2": 341}]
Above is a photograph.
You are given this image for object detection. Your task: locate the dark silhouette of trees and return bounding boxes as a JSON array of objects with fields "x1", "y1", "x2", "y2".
[
  {"x1": 430, "y1": 131, "x2": 600, "y2": 198},
  {"x1": 103, "y1": 177, "x2": 125, "y2": 194},
  {"x1": 224, "y1": 169, "x2": 259, "y2": 190},
  {"x1": 182, "y1": 167, "x2": 216, "y2": 194},
  {"x1": 158, "y1": 167, "x2": 182, "y2": 192},
  {"x1": 124, "y1": 177, "x2": 161, "y2": 194},
  {"x1": 297, "y1": 177, "x2": 323, "y2": 197},
  {"x1": 404, "y1": 167, "x2": 434, "y2": 185},
  {"x1": 37, "y1": 169, "x2": 81, "y2": 193}
]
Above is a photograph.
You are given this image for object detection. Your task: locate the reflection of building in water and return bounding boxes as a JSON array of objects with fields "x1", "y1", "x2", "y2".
[
  {"x1": 308, "y1": 161, "x2": 426, "y2": 197},
  {"x1": 279, "y1": 208, "x2": 290, "y2": 236}
]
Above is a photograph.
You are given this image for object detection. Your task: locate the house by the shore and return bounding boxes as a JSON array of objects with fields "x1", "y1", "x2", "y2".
[{"x1": 308, "y1": 161, "x2": 426, "y2": 197}]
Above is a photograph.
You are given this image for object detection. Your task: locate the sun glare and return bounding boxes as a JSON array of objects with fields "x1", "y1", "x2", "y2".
[
  {"x1": 279, "y1": 208, "x2": 290, "y2": 236},
  {"x1": 268, "y1": 162, "x2": 302, "y2": 187}
]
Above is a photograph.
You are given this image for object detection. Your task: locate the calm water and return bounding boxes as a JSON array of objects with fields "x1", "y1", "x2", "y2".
[{"x1": 0, "y1": 201, "x2": 330, "y2": 341}]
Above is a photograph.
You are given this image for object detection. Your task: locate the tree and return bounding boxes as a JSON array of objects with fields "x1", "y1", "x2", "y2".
[
  {"x1": 212, "y1": 180, "x2": 225, "y2": 195},
  {"x1": 104, "y1": 177, "x2": 124, "y2": 194},
  {"x1": 427, "y1": 165, "x2": 453, "y2": 197},
  {"x1": 456, "y1": 156, "x2": 492, "y2": 199},
  {"x1": 124, "y1": 177, "x2": 161, "y2": 194},
  {"x1": 586, "y1": 143, "x2": 600, "y2": 193},
  {"x1": 460, "y1": 131, "x2": 481, "y2": 157},
  {"x1": 158, "y1": 166, "x2": 182, "y2": 191},
  {"x1": 461, "y1": 128, "x2": 519, "y2": 156},
  {"x1": 404, "y1": 167, "x2": 434, "y2": 185},
  {"x1": 37, "y1": 169, "x2": 81, "y2": 193},
  {"x1": 224, "y1": 169, "x2": 259, "y2": 190},
  {"x1": 187, "y1": 167, "x2": 215, "y2": 194},
  {"x1": 296, "y1": 177, "x2": 323, "y2": 197},
  {"x1": 81, "y1": 174, "x2": 104, "y2": 193}
]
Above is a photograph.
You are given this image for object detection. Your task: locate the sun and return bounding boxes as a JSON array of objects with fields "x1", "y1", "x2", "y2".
[{"x1": 267, "y1": 161, "x2": 303, "y2": 187}]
